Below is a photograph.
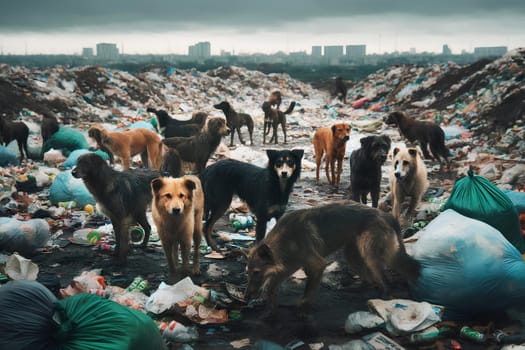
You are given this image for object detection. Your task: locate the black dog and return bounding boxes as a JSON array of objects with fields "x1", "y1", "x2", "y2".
[
  {"x1": 385, "y1": 111, "x2": 450, "y2": 167},
  {"x1": 335, "y1": 77, "x2": 348, "y2": 104},
  {"x1": 262, "y1": 101, "x2": 295, "y2": 144},
  {"x1": 147, "y1": 108, "x2": 207, "y2": 138},
  {"x1": 72, "y1": 153, "x2": 160, "y2": 264},
  {"x1": 0, "y1": 116, "x2": 29, "y2": 160},
  {"x1": 163, "y1": 117, "x2": 230, "y2": 174},
  {"x1": 350, "y1": 135, "x2": 391, "y2": 208},
  {"x1": 200, "y1": 149, "x2": 304, "y2": 250},
  {"x1": 41, "y1": 113, "x2": 60, "y2": 143},
  {"x1": 213, "y1": 101, "x2": 255, "y2": 146}
]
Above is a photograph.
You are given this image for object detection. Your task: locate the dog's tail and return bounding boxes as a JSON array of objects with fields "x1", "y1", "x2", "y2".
[
  {"x1": 146, "y1": 107, "x2": 158, "y2": 114},
  {"x1": 283, "y1": 101, "x2": 296, "y2": 114}
]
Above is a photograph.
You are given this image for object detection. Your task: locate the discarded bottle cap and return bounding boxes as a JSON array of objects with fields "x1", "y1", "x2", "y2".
[
  {"x1": 130, "y1": 226, "x2": 144, "y2": 242},
  {"x1": 86, "y1": 230, "x2": 101, "y2": 244}
]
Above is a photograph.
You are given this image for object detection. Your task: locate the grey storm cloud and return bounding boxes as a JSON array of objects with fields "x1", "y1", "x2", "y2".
[{"x1": 1, "y1": 0, "x2": 524, "y2": 33}]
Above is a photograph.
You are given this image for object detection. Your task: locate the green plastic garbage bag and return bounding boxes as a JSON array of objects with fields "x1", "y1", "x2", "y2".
[
  {"x1": 55, "y1": 293, "x2": 167, "y2": 350},
  {"x1": 42, "y1": 127, "x2": 88, "y2": 157},
  {"x1": 443, "y1": 170, "x2": 525, "y2": 253}
]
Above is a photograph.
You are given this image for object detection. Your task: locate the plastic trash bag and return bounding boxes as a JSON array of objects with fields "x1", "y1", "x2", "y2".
[
  {"x1": 5, "y1": 253, "x2": 39, "y2": 280},
  {"x1": 407, "y1": 209, "x2": 525, "y2": 320},
  {"x1": 41, "y1": 127, "x2": 88, "y2": 157},
  {"x1": 443, "y1": 170, "x2": 525, "y2": 253},
  {"x1": 0, "y1": 280, "x2": 59, "y2": 350},
  {"x1": 0, "y1": 145, "x2": 19, "y2": 166},
  {"x1": 63, "y1": 149, "x2": 109, "y2": 168},
  {"x1": 146, "y1": 277, "x2": 204, "y2": 315},
  {"x1": 48, "y1": 169, "x2": 95, "y2": 208},
  {"x1": 0, "y1": 217, "x2": 49, "y2": 256}
]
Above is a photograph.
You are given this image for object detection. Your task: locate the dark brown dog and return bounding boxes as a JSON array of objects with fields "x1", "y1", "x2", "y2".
[
  {"x1": 0, "y1": 116, "x2": 29, "y2": 160},
  {"x1": 72, "y1": 153, "x2": 159, "y2": 264},
  {"x1": 41, "y1": 113, "x2": 60, "y2": 143},
  {"x1": 152, "y1": 175, "x2": 204, "y2": 282},
  {"x1": 268, "y1": 90, "x2": 282, "y2": 109},
  {"x1": 262, "y1": 101, "x2": 295, "y2": 144},
  {"x1": 159, "y1": 147, "x2": 183, "y2": 178},
  {"x1": 334, "y1": 77, "x2": 348, "y2": 104},
  {"x1": 244, "y1": 201, "x2": 420, "y2": 315},
  {"x1": 163, "y1": 117, "x2": 230, "y2": 174},
  {"x1": 313, "y1": 122, "x2": 351, "y2": 187},
  {"x1": 385, "y1": 111, "x2": 450, "y2": 167},
  {"x1": 350, "y1": 135, "x2": 391, "y2": 208},
  {"x1": 213, "y1": 101, "x2": 254, "y2": 146},
  {"x1": 147, "y1": 108, "x2": 207, "y2": 138}
]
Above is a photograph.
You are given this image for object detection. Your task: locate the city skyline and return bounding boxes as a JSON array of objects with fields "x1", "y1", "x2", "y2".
[{"x1": 0, "y1": 0, "x2": 523, "y2": 56}]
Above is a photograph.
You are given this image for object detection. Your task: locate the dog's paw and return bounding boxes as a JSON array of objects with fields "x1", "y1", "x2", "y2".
[{"x1": 192, "y1": 266, "x2": 201, "y2": 275}]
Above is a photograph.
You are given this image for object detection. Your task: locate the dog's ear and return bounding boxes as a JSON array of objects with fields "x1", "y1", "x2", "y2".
[
  {"x1": 382, "y1": 135, "x2": 392, "y2": 148},
  {"x1": 360, "y1": 136, "x2": 372, "y2": 149},
  {"x1": 292, "y1": 149, "x2": 304, "y2": 160},
  {"x1": 151, "y1": 178, "x2": 164, "y2": 194},
  {"x1": 331, "y1": 125, "x2": 336, "y2": 134},
  {"x1": 266, "y1": 149, "x2": 278, "y2": 161},
  {"x1": 408, "y1": 148, "x2": 418, "y2": 157},
  {"x1": 184, "y1": 178, "x2": 196, "y2": 192},
  {"x1": 393, "y1": 147, "x2": 401, "y2": 157},
  {"x1": 255, "y1": 243, "x2": 274, "y2": 262}
]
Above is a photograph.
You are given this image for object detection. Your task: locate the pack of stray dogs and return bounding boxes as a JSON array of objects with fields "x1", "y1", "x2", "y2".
[{"x1": 65, "y1": 95, "x2": 452, "y2": 318}]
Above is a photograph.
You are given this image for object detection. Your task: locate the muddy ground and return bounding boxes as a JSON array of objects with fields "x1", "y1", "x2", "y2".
[{"x1": 30, "y1": 127, "x2": 517, "y2": 350}]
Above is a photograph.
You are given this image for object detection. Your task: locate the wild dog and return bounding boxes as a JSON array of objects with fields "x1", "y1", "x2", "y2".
[
  {"x1": 163, "y1": 117, "x2": 230, "y2": 174},
  {"x1": 268, "y1": 90, "x2": 282, "y2": 109},
  {"x1": 72, "y1": 153, "x2": 160, "y2": 264},
  {"x1": 88, "y1": 126, "x2": 164, "y2": 170},
  {"x1": 151, "y1": 175, "x2": 204, "y2": 282},
  {"x1": 384, "y1": 111, "x2": 451, "y2": 168},
  {"x1": 313, "y1": 122, "x2": 351, "y2": 188},
  {"x1": 262, "y1": 101, "x2": 295, "y2": 144},
  {"x1": 159, "y1": 147, "x2": 183, "y2": 178},
  {"x1": 389, "y1": 146, "x2": 429, "y2": 224},
  {"x1": 350, "y1": 135, "x2": 391, "y2": 207},
  {"x1": 213, "y1": 101, "x2": 255, "y2": 146},
  {"x1": 147, "y1": 108, "x2": 207, "y2": 138},
  {"x1": 244, "y1": 201, "x2": 421, "y2": 316},
  {"x1": 334, "y1": 77, "x2": 348, "y2": 104},
  {"x1": 200, "y1": 149, "x2": 304, "y2": 250},
  {"x1": 0, "y1": 116, "x2": 29, "y2": 160}
]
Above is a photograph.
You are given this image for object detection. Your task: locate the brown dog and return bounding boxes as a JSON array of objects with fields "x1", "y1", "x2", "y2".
[
  {"x1": 268, "y1": 90, "x2": 282, "y2": 109},
  {"x1": 262, "y1": 101, "x2": 295, "y2": 144},
  {"x1": 385, "y1": 111, "x2": 451, "y2": 168},
  {"x1": 88, "y1": 126, "x2": 163, "y2": 170},
  {"x1": 244, "y1": 201, "x2": 420, "y2": 316},
  {"x1": 151, "y1": 175, "x2": 204, "y2": 281},
  {"x1": 389, "y1": 146, "x2": 429, "y2": 224},
  {"x1": 313, "y1": 122, "x2": 351, "y2": 187},
  {"x1": 163, "y1": 117, "x2": 230, "y2": 174}
]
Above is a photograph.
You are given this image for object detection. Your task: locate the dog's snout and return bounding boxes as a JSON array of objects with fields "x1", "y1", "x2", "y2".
[
  {"x1": 343, "y1": 136, "x2": 350, "y2": 141},
  {"x1": 226, "y1": 127, "x2": 231, "y2": 135},
  {"x1": 395, "y1": 172, "x2": 401, "y2": 179},
  {"x1": 171, "y1": 207, "x2": 181, "y2": 216},
  {"x1": 281, "y1": 171, "x2": 288, "y2": 178}
]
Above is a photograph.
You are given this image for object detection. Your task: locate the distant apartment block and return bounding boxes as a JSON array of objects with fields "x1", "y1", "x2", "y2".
[
  {"x1": 442, "y1": 44, "x2": 452, "y2": 55},
  {"x1": 96, "y1": 43, "x2": 119, "y2": 60},
  {"x1": 474, "y1": 46, "x2": 507, "y2": 58},
  {"x1": 188, "y1": 42, "x2": 211, "y2": 59},
  {"x1": 345, "y1": 45, "x2": 366, "y2": 63},
  {"x1": 311, "y1": 46, "x2": 322, "y2": 57},
  {"x1": 324, "y1": 45, "x2": 344, "y2": 65},
  {"x1": 82, "y1": 47, "x2": 94, "y2": 58}
]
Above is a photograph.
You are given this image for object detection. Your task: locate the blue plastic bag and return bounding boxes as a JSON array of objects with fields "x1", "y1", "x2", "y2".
[{"x1": 48, "y1": 170, "x2": 95, "y2": 207}]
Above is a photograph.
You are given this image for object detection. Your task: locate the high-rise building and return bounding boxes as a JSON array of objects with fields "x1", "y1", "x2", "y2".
[
  {"x1": 324, "y1": 45, "x2": 344, "y2": 65},
  {"x1": 345, "y1": 45, "x2": 366, "y2": 62},
  {"x1": 311, "y1": 46, "x2": 322, "y2": 57},
  {"x1": 474, "y1": 46, "x2": 507, "y2": 58},
  {"x1": 442, "y1": 44, "x2": 452, "y2": 55},
  {"x1": 96, "y1": 43, "x2": 119, "y2": 60},
  {"x1": 188, "y1": 42, "x2": 211, "y2": 59}
]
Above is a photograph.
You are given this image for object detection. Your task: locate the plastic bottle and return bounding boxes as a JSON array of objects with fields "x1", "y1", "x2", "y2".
[
  {"x1": 229, "y1": 214, "x2": 254, "y2": 231},
  {"x1": 159, "y1": 320, "x2": 198, "y2": 343},
  {"x1": 130, "y1": 226, "x2": 144, "y2": 243},
  {"x1": 493, "y1": 330, "x2": 525, "y2": 345},
  {"x1": 409, "y1": 326, "x2": 453, "y2": 344},
  {"x1": 460, "y1": 326, "x2": 485, "y2": 342}
]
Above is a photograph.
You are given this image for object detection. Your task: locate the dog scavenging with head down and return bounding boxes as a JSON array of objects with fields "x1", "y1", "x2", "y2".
[
  {"x1": 146, "y1": 108, "x2": 208, "y2": 138},
  {"x1": 200, "y1": 149, "x2": 304, "y2": 251},
  {"x1": 163, "y1": 117, "x2": 230, "y2": 174},
  {"x1": 244, "y1": 201, "x2": 421, "y2": 316},
  {"x1": 72, "y1": 153, "x2": 161, "y2": 264},
  {"x1": 151, "y1": 175, "x2": 204, "y2": 282},
  {"x1": 262, "y1": 101, "x2": 295, "y2": 145},
  {"x1": 213, "y1": 101, "x2": 255, "y2": 146},
  {"x1": 384, "y1": 111, "x2": 451, "y2": 169},
  {"x1": 350, "y1": 135, "x2": 391, "y2": 208},
  {"x1": 313, "y1": 122, "x2": 351, "y2": 188}
]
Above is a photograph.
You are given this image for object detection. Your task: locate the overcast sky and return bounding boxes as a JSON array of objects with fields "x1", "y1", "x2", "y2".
[{"x1": 0, "y1": 0, "x2": 523, "y2": 55}]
